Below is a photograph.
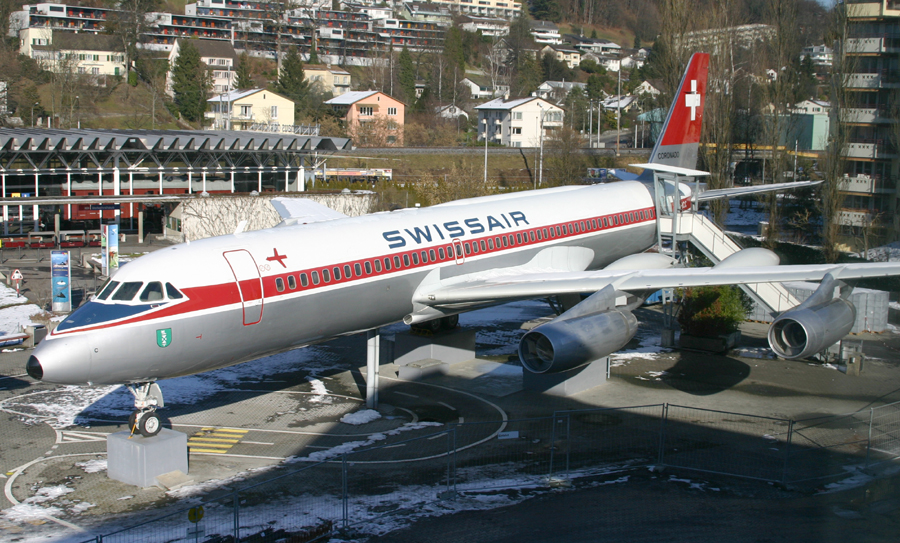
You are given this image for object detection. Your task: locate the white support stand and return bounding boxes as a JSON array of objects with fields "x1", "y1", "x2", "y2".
[
  {"x1": 522, "y1": 358, "x2": 610, "y2": 397},
  {"x1": 366, "y1": 328, "x2": 380, "y2": 409},
  {"x1": 107, "y1": 429, "x2": 188, "y2": 488}
]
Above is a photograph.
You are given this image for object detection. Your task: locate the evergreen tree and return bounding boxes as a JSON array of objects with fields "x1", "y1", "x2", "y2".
[
  {"x1": 235, "y1": 52, "x2": 254, "y2": 90},
  {"x1": 530, "y1": 0, "x2": 561, "y2": 22},
  {"x1": 397, "y1": 47, "x2": 416, "y2": 102},
  {"x1": 309, "y1": 35, "x2": 320, "y2": 65},
  {"x1": 172, "y1": 41, "x2": 211, "y2": 123},
  {"x1": 274, "y1": 46, "x2": 309, "y2": 113},
  {"x1": 590, "y1": 29, "x2": 598, "y2": 39},
  {"x1": 513, "y1": 53, "x2": 543, "y2": 97}
]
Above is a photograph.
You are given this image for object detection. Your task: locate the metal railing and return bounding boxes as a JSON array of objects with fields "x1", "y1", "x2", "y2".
[{"x1": 74, "y1": 401, "x2": 900, "y2": 543}]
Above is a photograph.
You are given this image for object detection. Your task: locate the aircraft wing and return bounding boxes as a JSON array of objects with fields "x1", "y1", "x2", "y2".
[
  {"x1": 270, "y1": 197, "x2": 348, "y2": 226},
  {"x1": 413, "y1": 262, "x2": 900, "y2": 307},
  {"x1": 695, "y1": 180, "x2": 822, "y2": 201}
]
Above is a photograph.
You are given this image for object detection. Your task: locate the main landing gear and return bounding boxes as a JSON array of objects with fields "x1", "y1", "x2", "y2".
[
  {"x1": 410, "y1": 314, "x2": 459, "y2": 334},
  {"x1": 128, "y1": 382, "x2": 165, "y2": 437}
]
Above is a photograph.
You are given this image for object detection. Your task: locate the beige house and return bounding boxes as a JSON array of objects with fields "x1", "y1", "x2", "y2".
[
  {"x1": 325, "y1": 91, "x2": 405, "y2": 146},
  {"x1": 167, "y1": 38, "x2": 237, "y2": 97},
  {"x1": 21, "y1": 29, "x2": 126, "y2": 79},
  {"x1": 541, "y1": 44, "x2": 581, "y2": 69},
  {"x1": 304, "y1": 64, "x2": 351, "y2": 97},
  {"x1": 206, "y1": 88, "x2": 295, "y2": 131}
]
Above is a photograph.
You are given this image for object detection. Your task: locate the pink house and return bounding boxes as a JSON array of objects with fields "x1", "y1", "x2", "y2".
[{"x1": 325, "y1": 91, "x2": 406, "y2": 146}]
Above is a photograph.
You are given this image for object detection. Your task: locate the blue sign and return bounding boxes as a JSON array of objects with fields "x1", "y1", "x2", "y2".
[
  {"x1": 51, "y1": 250, "x2": 71, "y2": 312},
  {"x1": 90, "y1": 204, "x2": 120, "y2": 210}
]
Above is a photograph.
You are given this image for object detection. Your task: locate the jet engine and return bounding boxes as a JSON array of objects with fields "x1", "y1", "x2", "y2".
[
  {"x1": 767, "y1": 274, "x2": 856, "y2": 360},
  {"x1": 519, "y1": 285, "x2": 638, "y2": 374}
]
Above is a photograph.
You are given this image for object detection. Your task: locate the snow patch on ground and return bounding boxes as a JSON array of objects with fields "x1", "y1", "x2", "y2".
[
  {"x1": 341, "y1": 409, "x2": 382, "y2": 426},
  {"x1": 76, "y1": 459, "x2": 107, "y2": 474},
  {"x1": 287, "y1": 422, "x2": 444, "y2": 463}
]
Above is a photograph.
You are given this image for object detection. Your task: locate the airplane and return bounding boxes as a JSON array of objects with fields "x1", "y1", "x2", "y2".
[{"x1": 26, "y1": 52, "x2": 900, "y2": 437}]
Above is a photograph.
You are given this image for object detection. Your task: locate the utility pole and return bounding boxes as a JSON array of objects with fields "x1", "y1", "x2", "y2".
[{"x1": 616, "y1": 67, "x2": 621, "y2": 157}]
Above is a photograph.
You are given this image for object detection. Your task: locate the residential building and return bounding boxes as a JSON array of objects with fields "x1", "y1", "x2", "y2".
[
  {"x1": 801, "y1": 44, "x2": 833, "y2": 67},
  {"x1": 838, "y1": 1, "x2": 900, "y2": 247},
  {"x1": 534, "y1": 80, "x2": 587, "y2": 103},
  {"x1": 402, "y1": 3, "x2": 454, "y2": 25},
  {"x1": 167, "y1": 38, "x2": 238, "y2": 96},
  {"x1": 460, "y1": 16, "x2": 509, "y2": 37},
  {"x1": 419, "y1": 0, "x2": 521, "y2": 19},
  {"x1": 564, "y1": 35, "x2": 621, "y2": 55},
  {"x1": 474, "y1": 96, "x2": 563, "y2": 148},
  {"x1": 461, "y1": 75, "x2": 509, "y2": 100},
  {"x1": 22, "y1": 29, "x2": 126, "y2": 80},
  {"x1": 540, "y1": 44, "x2": 581, "y2": 69},
  {"x1": 325, "y1": 91, "x2": 405, "y2": 145},
  {"x1": 9, "y1": 3, "x2": 109, "y2": 37},
  {"x1": 530, "y1": 20, "x2": 562, "y2": 44},
  {"x1": 206, "y1": 88, "x2": 295, "y2": 130},
  {"x1": 786, "y1": 101, "x2": 830, "y2": 152},
  {"x1": 436, "y1": 104, "x2": 468, "y2": 120},
  {"x1": 304, "y1": 64, "x2": 352, "y2": 96},
  {"x1": 634, "y1": 79, "x2": 663, "y2": 97}
]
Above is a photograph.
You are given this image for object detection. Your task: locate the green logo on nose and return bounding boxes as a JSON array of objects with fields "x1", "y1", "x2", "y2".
[{"x1": 156, "y1": 328, "x2": 172, "y2": 348}]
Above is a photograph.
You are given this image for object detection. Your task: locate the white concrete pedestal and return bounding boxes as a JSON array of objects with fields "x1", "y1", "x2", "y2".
[
  {"x1": 107, "y1": 428, "x2": 188, "y2": 487},
  {"x1": 394, "y1": 329, "x2": 476, "y2": 379},
  {"x1": 522, "y1": 358, "x2": 609, "y2": 397}
]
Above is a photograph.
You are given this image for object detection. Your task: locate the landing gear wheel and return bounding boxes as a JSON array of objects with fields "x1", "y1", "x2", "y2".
[
  {"x1": 137, "y1": 411, "x2": 161, "y2": 437},
  {"x1": 424, "y1": 319, "x2": 443, "y2": 333},
  {"x1": 441, "y1": 315, "x2": 459, "y2": 330}
]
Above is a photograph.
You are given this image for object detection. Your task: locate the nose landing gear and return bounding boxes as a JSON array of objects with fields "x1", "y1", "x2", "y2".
[{"x1": 128, "y1": 382, "x2": 165, "y2": 437}]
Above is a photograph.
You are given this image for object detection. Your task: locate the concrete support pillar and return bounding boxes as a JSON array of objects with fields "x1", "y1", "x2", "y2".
[
  {"x1": 230, "y1": 169, "x2": 235, "y2": 193},
  {"x1": 366, "y1": 328, "x2": 380, "y2": 410},
  {"x1": 188, "y1": 171, "x2": 192, "y2": 195},
  {"x1": 202, "y1": 170, "x2": 207, "y2": 193},
  {"x1": 66, "y1": 171, "x2": 72, "y2": 221},
  {"x1": 299, "y1": 162, "x2": 305, "y2": 192},
  {"x1": 159, "y1": 171, "x2": 163, "y2": 195},
  {"x1": 257, "y1": 170, "x2": 262, "y2": 193},
  {"x1": 34, "y1": 172, "x2": 39, "y2": 197},
  {"x1": 138, "y1": 211, "x2": 144, "y2": 244}
]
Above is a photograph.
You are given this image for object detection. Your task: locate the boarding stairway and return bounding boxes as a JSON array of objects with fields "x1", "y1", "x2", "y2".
[{"x1": 658, "y1": 213, "x2": 800, "y2": 319}]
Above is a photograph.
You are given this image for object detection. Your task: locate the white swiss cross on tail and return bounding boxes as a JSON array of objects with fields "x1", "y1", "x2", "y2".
[{"x1": 685, "y1": 80, "x2": 701, "y2": 121}]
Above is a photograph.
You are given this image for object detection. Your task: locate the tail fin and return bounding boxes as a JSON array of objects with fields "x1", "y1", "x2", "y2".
[{"x1": 648, "y1": 52, "x2": 710, "y2": 170}]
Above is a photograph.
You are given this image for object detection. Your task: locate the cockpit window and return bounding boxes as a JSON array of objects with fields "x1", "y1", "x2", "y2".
[
  {"x1": 111, "y1": 282, "x2": 143, "y2": 301},
  {"x1": 97, "y1": 280, "x2": 119, "y2": 300},
  {"x1": 166, "y1": 283, "x2": 184, "y2": 299},
  {"x1": 139, "y1": 282, "x2": 164, "y2": 302}
]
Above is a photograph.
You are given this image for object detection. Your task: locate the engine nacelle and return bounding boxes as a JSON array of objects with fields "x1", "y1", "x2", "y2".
[
  {"x1": 767, "y1": 274, "x2": 856, "y2": 359},
  {"x1": 519, "y1": 309, "x2": 638, "y2": 374}
]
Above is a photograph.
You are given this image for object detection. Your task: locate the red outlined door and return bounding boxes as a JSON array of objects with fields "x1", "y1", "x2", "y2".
[
  {"x1": 452, "y1": 239, "x2": 465, "y2": 265},
  {"x1": 223, "y1": 249, "x2": 263, "y2": 325}
]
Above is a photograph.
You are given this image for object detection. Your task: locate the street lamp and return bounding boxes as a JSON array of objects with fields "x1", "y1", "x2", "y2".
[
  {"x1": 537, "y1": 104, "x2": 546, "y2": 190},
  {"x1": 31, "y1": 102, "x2": 38, "y2": 128},
  {"x1": 482, "y1": 118, "x2": 488, "y2": 184}
]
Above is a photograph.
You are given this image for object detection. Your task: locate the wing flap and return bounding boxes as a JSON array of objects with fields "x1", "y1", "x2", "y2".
[{"x1": 414, "y1": 263, "x2": 900, "y2": 306}]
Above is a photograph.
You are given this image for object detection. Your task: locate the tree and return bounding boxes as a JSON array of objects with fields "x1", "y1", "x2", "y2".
[
  {"x1": 541, "y1": 52, "x2": 574, "y2": 82},
  {"x1": 235, "y1": 52, "x2": 254, "y2": 91},
  {"x1": 105, "y1": 0, "x2": 161, "y2": 85},
  {"x1": 512, "y1": 53, "x2": 543, "y2": 97},
  {"x1": 172, "y1": 41, "x2": 211, "y2": 123},
  {"x1": 397, "y1": 47, "x2": 415, "y2": 103},
  {"x1": 274, "y1": 46, "x2": 309, "y2": 114},
  {"x1": 545, "y1": 126, "x2": 587, "y2": 186}
]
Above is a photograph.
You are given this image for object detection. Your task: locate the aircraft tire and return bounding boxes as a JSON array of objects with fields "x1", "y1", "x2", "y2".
[
  {"x1": 138, "y1": 412, "x2": 162, "y2": 437},
  {"x1": 441, "y1": 315, "x2": 459, "y2": 330}
]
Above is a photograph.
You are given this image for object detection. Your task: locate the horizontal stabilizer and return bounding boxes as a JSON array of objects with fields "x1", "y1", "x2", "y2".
[
  {"x1": 696, "y1": 180, "x2": 822, "y2": 201},
  {"x1": 270, "y1": 197, "x2": 348, "y2": 226}
]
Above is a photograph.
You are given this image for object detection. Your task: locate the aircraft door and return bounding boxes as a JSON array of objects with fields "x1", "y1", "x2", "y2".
[{"x1": 223, "y1": 250, "x2": 263, "y2": 325}]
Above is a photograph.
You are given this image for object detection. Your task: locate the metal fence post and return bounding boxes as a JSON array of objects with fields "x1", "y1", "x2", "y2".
[
  {"x1": 446, "y1": 429, "x2": 453, "y2": 493},
  {"x1": 781, "y1": 420, "x2": 794, "y2": 485},
  {"x1": 233, "y1": 490, "x2": 240, "y2": 541},
  {"x1": 657, "y1": 404, "x2": 668, "y2": 465},
  {"x1": 565, "y1": 413, "x2": 571, "y2": 480},
  {"x1": 866, "y1": 407, "x2": 874, "y2": 469},
  {"x1": 549, "y1": 413, "x2": 558, "y2": 479},
  {"x1": 342, "y1": 455, "x2": 349, "y2": 530},
  {"x1": 452, "y1": 426, "x2": 458, "y2": 493}
]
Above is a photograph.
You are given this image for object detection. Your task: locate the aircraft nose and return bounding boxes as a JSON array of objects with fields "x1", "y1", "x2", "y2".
[{"x1": 26, "y1": 355, "x2": 42, "y2": 380}]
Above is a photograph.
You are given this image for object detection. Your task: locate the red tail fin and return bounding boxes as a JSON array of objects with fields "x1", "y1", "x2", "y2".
[{"x1": 648, "y1": 52, "x2": 710, "y2": 170}]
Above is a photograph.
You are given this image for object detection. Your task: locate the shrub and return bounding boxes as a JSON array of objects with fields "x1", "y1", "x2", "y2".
[{"x1": 678, "y1": 285, "x2": 752, "y2": 338}]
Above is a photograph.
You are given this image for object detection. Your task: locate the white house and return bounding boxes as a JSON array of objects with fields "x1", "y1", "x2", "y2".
[
  {"x1": 801, "y1": 45, "x2": 833, "y2": 67},
  {"x1": 474, "y1": 96, "x2": 564, "y2": 148},
  {"x1": 634, "y1": 80, "x2": 663, "y2": 97},
  {"x1": 436, "y1": 104, "x2": 468, "y2": 120},
  {"x1": 535, "y1": 80, "x2": 587, "y2": 103},
  {"x1": 530, "y1": 20, "x2": 562, "y2": 44},
  {"x1": 461, "y1": 75, "x2": 509, "y2": 100},
  {"x1": 792, "y1": 99, "x2": 830, "y2": 115},
  {"x1": 22, "y1": 29, "x2": 126, "y2": 80},
  {"x1": 460, "y1": 16, "x2": 509, "y2": 37},
  {"x1": 167, "y1": 38, "x2": 238, "y2": 97}
]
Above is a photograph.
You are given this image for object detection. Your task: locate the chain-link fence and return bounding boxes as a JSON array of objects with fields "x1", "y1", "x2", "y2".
[{"x1": 74, "y1": 400, "x2": 900, "y2": 542}]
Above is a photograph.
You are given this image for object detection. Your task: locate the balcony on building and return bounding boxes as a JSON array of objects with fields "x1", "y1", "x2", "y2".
[{"x1": 840, "y1": 174, "x2": 896, "y2": 194}]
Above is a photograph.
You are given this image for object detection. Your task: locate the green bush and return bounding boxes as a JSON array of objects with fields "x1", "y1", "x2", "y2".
[{"x1": 678, "y1": 285, "x2": 752, "y2": 338}]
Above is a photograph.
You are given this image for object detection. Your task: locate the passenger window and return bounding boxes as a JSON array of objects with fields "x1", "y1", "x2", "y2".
[
  {"x1": 364, "y1": 261, "x2": 372, "y2": 274},
  {"x1": 311, "y1": 271, "x2": 320, "y2": 285},
  {"x1": 555, "y1": 226, "x2": 561, "y2": 236},
  {"x1": 438, "y1": 247, "x2": 445, "y2": 259},
  {"x1": 603, "y1": 217, "x2": 608, "y2": 227},
  {"x1": 97, "y1": 280, "x2": 119, "y2": 300},
  {"x1": 323, "y1": 269, "x2": 331, "y2": 282},
  {"x1": 288, "y1": 275, "x2": 297, "y2": 289},
  {"x1": 592, "y1": 219, "x2": 597, "y2": 229},
  {"x1": 300, "y1": 273, "x2": 309, "y2": 287},
  {"x1": 355, "y1": 263, "x2": 362, "y2": 276},
  {"x1": 112, "y1": 282, "x2": 143, "y2": 301},
  {"x1": 275, "y1": 278, "x2": 285, "y2": 292},
  {"x1": 501, "y1": 237, "x2": 508, "y2": 248},
  {"x1": 139, "y1": 282, "x2": 164, "y2": 302},
  {"x1": 411, "y1": 252, "x2": 419, "y2": 265},
  {"x1": 472, "y1": 243, "x2": 479, "y2": 253},
  {"x1": 488, "y1": 238, "x2": 494, "y2": 249},
  {"x1": 344, "y1": 264, "x2": 352, "y2": 278},
  {"x1": 464, "y1": 243, "x2": 471, "y2": 255},
  {"x1": 529, "y1": 231, "x2": 535, "y2": 242},
  {"x1": 403, "y1": 254, "x2": 410, "y2": 267},
  {"x1": 375, "y1": 259, "x2": 383, "y2": 272},
  {"x1": 456, "y1": 244, "x2": 463, "y2": 257},
  {"x1": 421, "y1": 250, "x2": 428, "y2": 263},
  {"x1": 384, "y1": 257, "x2": 392, "y2": 271},
  {"x1": 429, "y1": 249, "x2": 436, "y2": 261},
  {"x1": 516, "y1": 233, "x2": 522, "y2": 244},
  {"x1": 543, "y1": 228, "x2": 549, "y2": 237},
  {"x1": 536, "y1": 230, "x2": 542, "y2": 240},
  {"x1": 165, "y1": 283, "x2": 184, "y2": 299},
  {"x1": 394, "y1": 256, "x2": 401, "y2": 268},
  {"x1": 479, "y1": 240, "x2": 486, "y2": 251},
  {"x1": 332, "y1": 267, "x2": 340, "y2": 281}
]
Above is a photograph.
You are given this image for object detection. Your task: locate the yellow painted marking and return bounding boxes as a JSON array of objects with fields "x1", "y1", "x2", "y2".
[
  {"x1": 188, "y1": 448, "x2": 227, "y2": 454},
  {"x1": 188, "y1": 438, "x2": 240, "y2": 444},
  {"x1": 209, "y1": 429, "x2": 248, "y2": 435},
  {"x1": 188, "y1": 442, "x2": 231, "y2": 449}
]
